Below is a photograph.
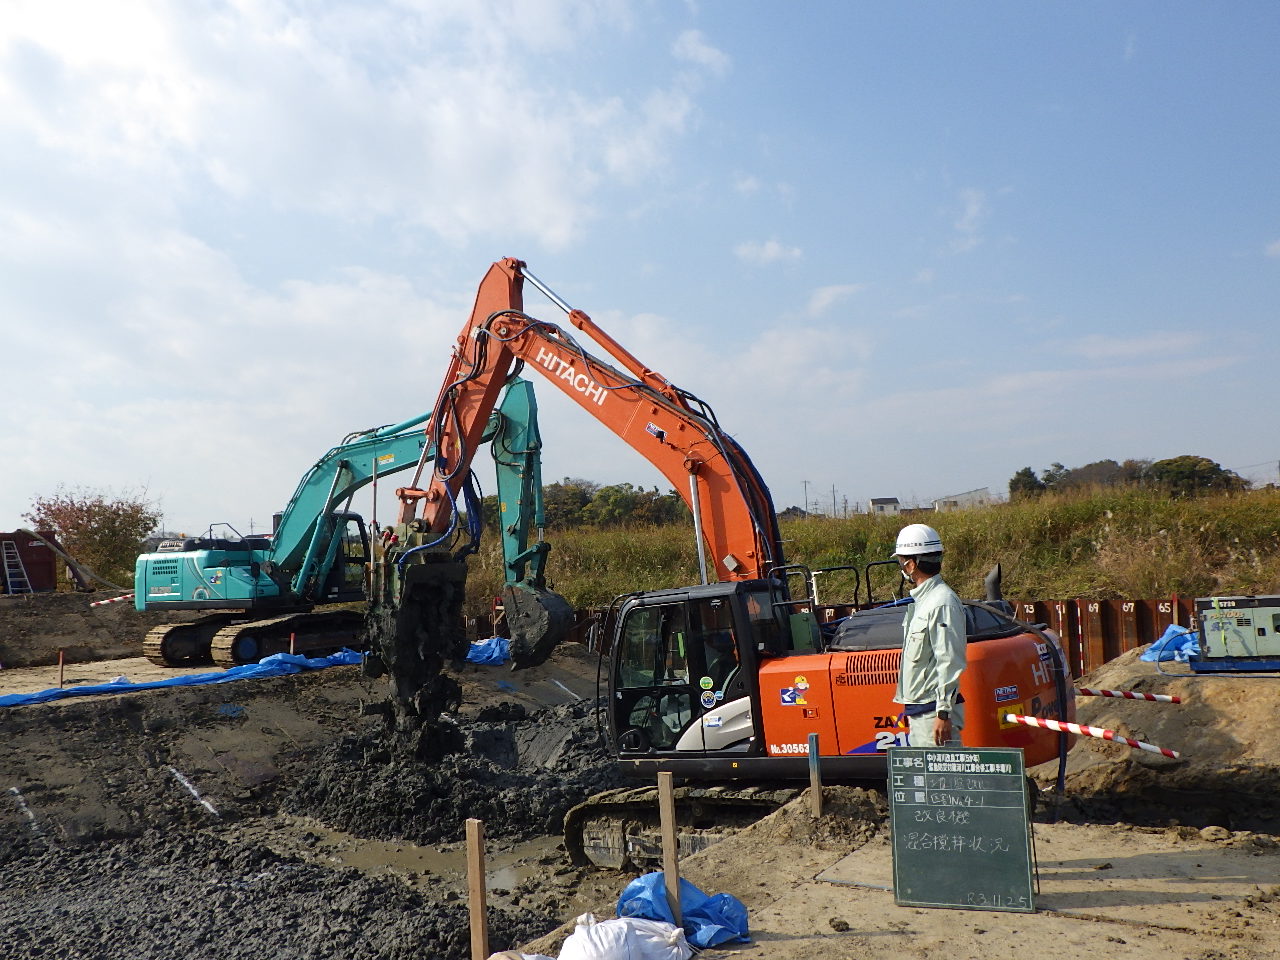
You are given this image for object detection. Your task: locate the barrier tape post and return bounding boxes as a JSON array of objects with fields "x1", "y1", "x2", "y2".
[
  {"x1": 1004, "y1": 713, "x2": 1180, "y2": 759},
  {"x1": 1077, "y1": 687, "x2": 1182, "y2": 704}
]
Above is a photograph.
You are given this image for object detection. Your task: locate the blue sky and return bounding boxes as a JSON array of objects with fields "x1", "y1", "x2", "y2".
[{"x1": 2, "y1": 1, "x2": 1278, "y2": 537}]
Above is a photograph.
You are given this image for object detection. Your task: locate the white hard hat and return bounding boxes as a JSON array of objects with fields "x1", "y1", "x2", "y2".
[{"x1": 894, "y1": 523, "x2": 944, "y2": 557}]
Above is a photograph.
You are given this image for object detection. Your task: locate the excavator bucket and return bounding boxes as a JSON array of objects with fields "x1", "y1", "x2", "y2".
[
  {"x1": 502, "y1": 582, "x2": 574, "y2": 670},
  {"x1": 365, "y1": 556, "x2": 468, "y2": 731}
]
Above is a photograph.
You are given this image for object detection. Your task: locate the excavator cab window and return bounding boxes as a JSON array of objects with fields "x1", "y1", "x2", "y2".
[
  {"x1": 689, "y1": 598, "x2": 740, "y2": 696},
  {"x1": 744, "y1": 586, "x2": 789, "y2": 656},
  {"x1": 614, "y1": 603, "x2": 693, "y2": 751},
  {"x1": 323, "y1": 517, "x2": 371, "y2": 601}
]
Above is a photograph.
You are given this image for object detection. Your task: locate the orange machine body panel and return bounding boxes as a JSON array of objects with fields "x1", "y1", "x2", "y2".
[{"x1": 756, "y1": 632, "x2": 1075, "y2": 768}]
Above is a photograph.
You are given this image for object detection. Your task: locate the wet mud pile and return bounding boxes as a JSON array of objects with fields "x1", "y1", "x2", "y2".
[
  {"x1": 289, "y1": 698, "x2": 629, "y2": 846},
  {"x1": 0, "y1": 829, "x2": 553, "y2": 960},
  {"x1": 0, "y1": 675, "x2": 612, "y2": 960}
]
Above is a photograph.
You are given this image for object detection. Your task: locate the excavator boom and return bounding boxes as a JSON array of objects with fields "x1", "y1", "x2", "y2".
[{"x1": 396, "y1": 258, "x2": 784, "y2": 584}]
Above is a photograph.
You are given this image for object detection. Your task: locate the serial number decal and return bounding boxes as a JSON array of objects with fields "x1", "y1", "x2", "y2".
[{"x1": 768, "y1": 742, "x2": 809, "y2": 755}]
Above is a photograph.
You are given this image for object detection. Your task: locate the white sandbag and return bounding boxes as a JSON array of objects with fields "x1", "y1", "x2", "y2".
[
  {"x1": 486, "y1": 952, "x2": 555, "y2": 960},
  {"x1": 556, "y1": 913, "x2": 692, "y2": 960}
]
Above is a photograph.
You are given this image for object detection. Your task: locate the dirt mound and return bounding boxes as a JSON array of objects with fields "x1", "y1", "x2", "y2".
[
  {"x1": 0, "y1": 591, "x2": 199, "y2": 668},
  {"x1": 744, "y1": 785, "x2": 889, "y2": 848},
  {"x1": 288, "y1": 698, "x2": 629, "y2": 846},
  {"x1": 1030, "y1": 646, "x2": 1280, "y2": 831}
]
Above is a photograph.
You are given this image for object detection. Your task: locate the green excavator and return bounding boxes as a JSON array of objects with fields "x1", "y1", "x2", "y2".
[{"x1": 135, "y1": 378, "x2": 571, "y2": 668}]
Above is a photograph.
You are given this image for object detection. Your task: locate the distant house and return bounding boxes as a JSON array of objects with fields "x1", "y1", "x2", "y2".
[
  {"x1": 932, "y1": 487, "x2": 992, "y2": 512},
  {"x1": 868, "y1": 497, "x2": 901, "y2": 515}
]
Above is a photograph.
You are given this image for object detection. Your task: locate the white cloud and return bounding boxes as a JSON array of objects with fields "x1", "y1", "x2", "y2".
[
  {"x1": 1266, "y1": 239, "x2": 1280, "y2": 259},
  {"x1": 807, "y1": 284, "x2": 864, "y2": 317},
  {"x1": 733, "y1": 239, "x2": 802, "y2": 265},
  {"x1": 733, "y1": 173, "x2": 762, "y2": 195},
  {"x1": 603, "y1": 87, "x2": 696, "y2": 183},
  {"x1": 1060, "y1": 331, "x2": 1204, "y2": 362},
  {"x1": 0, "y1": 0, "x2": 706, "y2": 251},
  {"x1": 672, "y1": 29, "x2": 730, "y2": 77},
  {"x1": 950, "y1": 188, "x2": 987, "y2": 254}
]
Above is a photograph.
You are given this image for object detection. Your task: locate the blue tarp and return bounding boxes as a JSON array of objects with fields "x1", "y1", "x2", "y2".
[
  {"x1": 0, "y1": 649, "x2": 364, "y2": 709},
  {"x1": 1140, "y1": 624, "x2": 1199, "y2": 662},
  {"x1": 617, "y1": 872, "x2": 750, "y2": 948},
  {"x1": 465, "y1": 636, "x2": 510, "y2": 665}
]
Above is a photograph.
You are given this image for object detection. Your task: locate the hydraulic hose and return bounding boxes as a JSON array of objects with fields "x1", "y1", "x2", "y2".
[{"x1": 396, "y1": 483, "x2": 461, "y2": 569}]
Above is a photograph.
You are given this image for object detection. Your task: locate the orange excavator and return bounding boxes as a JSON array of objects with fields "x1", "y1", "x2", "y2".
[{"x1": 388, "y1": 258, "x2": 1076, "y2": 863}]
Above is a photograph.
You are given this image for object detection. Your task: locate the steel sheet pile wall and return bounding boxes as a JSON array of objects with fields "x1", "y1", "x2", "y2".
[{"x1": 1011, "y1": 597, "x2": 1196, "y2": 676}]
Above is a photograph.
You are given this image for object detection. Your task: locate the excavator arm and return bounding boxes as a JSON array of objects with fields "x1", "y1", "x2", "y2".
[{"x1": 396, "y1": 258, "x2": 785, "y2": 584}]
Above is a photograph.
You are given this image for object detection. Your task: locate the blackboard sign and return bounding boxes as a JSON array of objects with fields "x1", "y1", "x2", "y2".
[{"x1": 887, "y1": 746, "x2": 1034, "y2": 912}]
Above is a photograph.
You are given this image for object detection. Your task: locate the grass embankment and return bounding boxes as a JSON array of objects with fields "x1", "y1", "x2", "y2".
[{"x1": 463, "y1": 486, "x2": 1280, "y2": 614}]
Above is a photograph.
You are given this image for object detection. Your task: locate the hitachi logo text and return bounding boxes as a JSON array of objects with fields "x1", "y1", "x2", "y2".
[{"x1": 534, "y1": 347, "x2": 607, "y2": 406}]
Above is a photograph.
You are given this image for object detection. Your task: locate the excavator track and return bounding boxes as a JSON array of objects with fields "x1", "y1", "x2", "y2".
[
  {"x1": 209, "y1": 609, "x2": 365, "y2": 667},
  {"x1": 143, "y1": 615, "x2": 255, "y2": 667},
  {"x1": 563, "y1": 783, "x2": 800, "y2": 870}
]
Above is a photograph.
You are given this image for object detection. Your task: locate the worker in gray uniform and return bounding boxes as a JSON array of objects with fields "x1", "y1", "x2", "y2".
[{"x1": 892, "y1": 523, "x2": 967, "y2": 746}]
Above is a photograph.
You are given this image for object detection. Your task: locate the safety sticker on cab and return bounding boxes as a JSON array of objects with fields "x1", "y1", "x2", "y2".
[{"x1": 779, "y1": 676, "x2": 810, "y2": 706}]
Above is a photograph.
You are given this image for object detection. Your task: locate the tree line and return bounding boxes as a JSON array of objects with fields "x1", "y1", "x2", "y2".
[
  {"x1": 480, "y1": 478, "x2": 690, "y2": 529},
  {"x1": 1008, "y1": 455, "x2": 1249, "y2": 500},
  {"x1": 20, "y1": 459, "x2": 1254, "y2": 591}
]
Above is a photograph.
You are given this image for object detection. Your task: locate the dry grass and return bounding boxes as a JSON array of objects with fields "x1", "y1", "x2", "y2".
[{"x1": 463, "y1": 486, "x2": 1280, "y2": 615}]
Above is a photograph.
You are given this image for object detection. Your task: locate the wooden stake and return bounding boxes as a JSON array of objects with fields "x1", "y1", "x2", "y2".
[
  {"x1": 657, "y1": 771, "x2": 682, "y2": 927},
  {"x1": 808, "y1": 732, "x2": 823, "y2": 818},
  {"x1": 289, "y1": 632, "x2": 296, "y2": 656},
  {"x1": 58, "y1": 649, "x2": 65, "y2": 688},
  {"x1": 465, "y1": 817, "x2": 489, "y2": 960}
]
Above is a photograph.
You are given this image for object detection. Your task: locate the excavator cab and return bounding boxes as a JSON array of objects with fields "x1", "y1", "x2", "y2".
[
  {"x1": 608, "y1": 580, "x2": 794, "y2": 758},
  {"x1": 318, "y1": 513, "x2": 371, "y2": 602}
]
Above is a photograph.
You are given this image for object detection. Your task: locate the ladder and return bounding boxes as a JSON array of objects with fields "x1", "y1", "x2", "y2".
[{"x1": 2, "y1": 541, "x2": 32, "y2": 594}]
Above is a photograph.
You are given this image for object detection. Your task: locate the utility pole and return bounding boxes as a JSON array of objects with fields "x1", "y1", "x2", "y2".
[
  {"x1": 802, "y1": 480, "x2": 811, "y2": 516},
  {"x1": 831, "y1": 485, "x2": 837, "y2": 518}
]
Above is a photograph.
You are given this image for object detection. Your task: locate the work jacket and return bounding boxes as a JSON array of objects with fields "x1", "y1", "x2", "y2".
[{"x1": 893, "y1": 574, "x2": 966, "y2": 712}]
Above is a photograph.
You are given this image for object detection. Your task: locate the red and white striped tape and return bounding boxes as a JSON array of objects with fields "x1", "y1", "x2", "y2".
[
  {"x1": 89, "y1": 593, "x2": 134, "y2": 607},
  {"x1": 1077, "y1": 687, "x2": 1182, "y2": 704},
  {"x1": 1004, "y1": 713, "x2": 1180, "y2": 759}
]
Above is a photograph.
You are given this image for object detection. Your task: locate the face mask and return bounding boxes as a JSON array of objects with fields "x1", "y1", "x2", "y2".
[{"x1": 900, "y1": 562, "x2": 913, "y2": 582}]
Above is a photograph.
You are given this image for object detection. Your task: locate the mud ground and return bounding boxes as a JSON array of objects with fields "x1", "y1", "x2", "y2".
[{"x1": 1, "y1": 593, "x2": 1279, "y2": 959}]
